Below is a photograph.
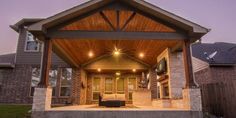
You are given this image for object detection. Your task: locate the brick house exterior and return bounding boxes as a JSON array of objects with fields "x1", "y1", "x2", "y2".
[
  {"x1": 192, "y1": 43, "x2": 236, "y2": 85},
  {"x1": 1, "y1": 42, "x2": 235, "y2": 105}
]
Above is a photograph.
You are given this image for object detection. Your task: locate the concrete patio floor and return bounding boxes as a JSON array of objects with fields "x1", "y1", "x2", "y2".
[
  {"x1": 50, "y1": 104, "x2": 188, "y2": 111},
  {"x1": 32, "y1": 105, "x2": 203, "y2": 118}
]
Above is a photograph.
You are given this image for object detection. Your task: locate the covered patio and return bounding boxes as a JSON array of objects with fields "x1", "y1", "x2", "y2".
[{"x1": 28, "y1": 0, "x2": 209, "y2": 117}]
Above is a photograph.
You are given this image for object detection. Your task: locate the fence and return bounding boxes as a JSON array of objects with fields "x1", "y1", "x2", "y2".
[{"x1": 200, "y1": 80, "x2": 236, "y2": 118}]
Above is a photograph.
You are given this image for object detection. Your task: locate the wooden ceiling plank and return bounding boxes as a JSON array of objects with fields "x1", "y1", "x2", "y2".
[
  {"x1": 52, "y1": 40, "x2": 79, "y2": 67},
  {"x1": 121, "y1": 12, "x2": 136, "y2": 31}
]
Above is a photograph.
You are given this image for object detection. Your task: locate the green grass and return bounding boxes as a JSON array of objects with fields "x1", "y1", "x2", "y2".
[{"x1": 0, "y1": 105, "x2": 31, "y2": 118}]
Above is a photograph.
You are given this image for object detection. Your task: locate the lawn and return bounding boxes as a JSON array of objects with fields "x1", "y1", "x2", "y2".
[{"x1": 0, "y1": 105, "x2": 31, "y2": 118}]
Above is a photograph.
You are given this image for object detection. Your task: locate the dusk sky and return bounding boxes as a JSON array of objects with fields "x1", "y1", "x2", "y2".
[{"x1": 0, "y1": 0, "x2": 235, "y2": 54}]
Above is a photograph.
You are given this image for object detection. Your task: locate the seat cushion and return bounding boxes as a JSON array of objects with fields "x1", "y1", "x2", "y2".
[
  {"x1": 116, "y1": 94, "x2": 126, "y2": 101},
  {"x1": 102, "y1": 94, "x2": 116, "y2": 101}
]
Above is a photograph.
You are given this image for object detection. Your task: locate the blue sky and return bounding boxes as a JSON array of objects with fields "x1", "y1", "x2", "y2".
[{"x1": 0, "y1": 0, "x2": 235, "y2": 54}]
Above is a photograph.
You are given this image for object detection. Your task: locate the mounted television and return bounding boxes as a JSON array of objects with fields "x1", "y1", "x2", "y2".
[{"x1": 156, "y1": 58, "x2": 167, "y2": 76}]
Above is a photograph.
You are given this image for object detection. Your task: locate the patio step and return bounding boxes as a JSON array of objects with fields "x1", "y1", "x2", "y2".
[{"x1": 32, "y1": 110, "x2": 203, "y2": 118}]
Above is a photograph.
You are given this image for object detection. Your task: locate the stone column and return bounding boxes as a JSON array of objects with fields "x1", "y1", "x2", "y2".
[{"x1": 183, "y1": 88, "x2": 202, "y2": 111}]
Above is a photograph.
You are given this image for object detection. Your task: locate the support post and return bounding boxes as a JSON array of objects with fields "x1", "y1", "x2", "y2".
[
  {"x1": 38, "y1": 38, "x2": 52, "y2": 88},
  {"x1": 182, "y1": 39, "x2": 196, "y2": 88},
  {"x1": 182, "y1": 40, "x2": 202, "y2": 111},
  {"x1": 32, "y1": 37, "x2": 52, "y2": 111}
]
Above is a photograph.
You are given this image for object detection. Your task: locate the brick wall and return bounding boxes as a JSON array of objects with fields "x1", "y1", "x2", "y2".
[
  {"x1": 169, "y1": 52, "x2": 185, "y2": 99},
  {"x1": 71, "y1": 68, "x2": 81, "y2": 105},
  {"x1": 194, "y1": 66, "x2": 236, "y2": 85},
  {"x1": 0, "y1": 65, "x2": 72, "y2": 104},
  {"x1": 0, "y1": 65, "x2": 32, "y2": 104},
  {"x1": 194, "y1": 68, "x2": 212, "y2": 85},
  {"x1": 149, "y1": 69, "x2": 157, "y2": 99}
]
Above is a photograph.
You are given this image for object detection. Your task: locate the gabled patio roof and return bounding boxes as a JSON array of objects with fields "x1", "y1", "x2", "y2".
[{"x1": 28, "y1": 0, "x2": 209, "y2": 39}]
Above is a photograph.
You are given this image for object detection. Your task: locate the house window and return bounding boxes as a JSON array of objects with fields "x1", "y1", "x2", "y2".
[
  {"x1": 49, "y1": 69, "x2": 58, "y2": 96},
  {"x1": 30, "y1": 68, "x2": 41, "y2": 96},
  {"x1": 105, "y1": 77, "x2": 113, "y2": 94},
  {"x1": 128, "y1": 77, "x2": 137, "y2": 100},
  {"x1": 60, "y1": 68, "x2": 72, "y2": 97},
  {"x1": 92, "y1": 77, "x2": 101, "y2": 101},
  {"x1": 25, "y1": 31, "x2": 40, "y2": 52},
  {"x1": 30, "y1": 68, "x2": 57, "y2": 96},
  {"x1": 116, "y1": 77, "x2": 124, "y2": 94}
]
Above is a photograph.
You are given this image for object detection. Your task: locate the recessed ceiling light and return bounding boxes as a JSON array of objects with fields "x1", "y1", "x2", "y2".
[
  {"x1": 88, "y1": 51, "x2": 94, "y2": 57},
  {"x1": 116, "y1": 72, "x2": 121, "y2": 76},
  {"x1": 97, "y1": 68, "x2": 101, "y2": 72},
  {"x1": 139, "y1": 53, "x2": 144, "y2": 58},
  {"x1": 132, "y1": 69, "x2": 136, "y2": 72}
]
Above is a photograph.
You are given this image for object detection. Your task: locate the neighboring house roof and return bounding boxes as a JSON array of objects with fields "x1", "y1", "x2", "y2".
[
  {"x1": 28, "y1": 0, "x2": 209, "y2": 39},
  {"x1": 0, "y1": 53, "x2": 16, "y2": 68},
  {"x1": 192, "y1": 42, "x2": 236, "y2": 66}
]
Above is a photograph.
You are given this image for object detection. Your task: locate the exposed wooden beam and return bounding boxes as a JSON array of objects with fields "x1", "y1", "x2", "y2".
[
  {"x1": 99, "y1": 11, "x2": 116, "y2": 31},
  {"x1": 183, "y1": 40, "x2": 196, "y2": 88},
  {"x1": 121, "y1": 12, "x2": 136, "y2": 31},
  {"x1": 116, "y1": 10, "x2": 120, "y2": 31},
  {"x1": 38, "y1": 38, "x2": 52, "y2": 88},
  {"x1": 47, "y1": 31, "x2": 187, "y2": 40}
]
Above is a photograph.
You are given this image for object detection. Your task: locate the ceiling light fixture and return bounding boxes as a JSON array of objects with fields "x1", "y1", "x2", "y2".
[
  {"x1": 132, "y1": 69, "x2": 136, "y2": 72},
  {"x1": 113, "y1": 48, "x2": 120, "y2": 56},
  {"x1": 97, "y1": 68, "x2": 101, "y2": 72},
  {"x1": 88, "y1": 51, "x2": 94, "y2": 57},
  {"x1": 116, "y1": 72, "x2": 121, "y2": 76},
  {"x1": 139, "y1": 53, "x2": 144, "y2": 58}
]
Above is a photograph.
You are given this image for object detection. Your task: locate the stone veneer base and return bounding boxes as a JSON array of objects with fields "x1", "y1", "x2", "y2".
[
  {"x1": 183, "y1": 88, "x2": 202, "y2": 111},
  {"x1": 32, "y1": 87, "x2": 52, "y2": 111}
]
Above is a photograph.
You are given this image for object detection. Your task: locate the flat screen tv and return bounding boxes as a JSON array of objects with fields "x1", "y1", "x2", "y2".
[{"x1": 156, "y1": 58, "x2": 167, "y2": 75}]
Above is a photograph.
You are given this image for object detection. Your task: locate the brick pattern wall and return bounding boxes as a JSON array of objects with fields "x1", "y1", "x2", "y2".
[
  {"x1": 195, "y1": 66, "x2": 236, "y2": 85},
  {"x1": 0, "y1": 65, "x2": 71, "y2": 104},
  {"x1": 71, "y1": 68, "x2": 81, "y2": 105},
  {"x1": 0, "y1": 65, "x2": 32, "y2": 104},
  {"x1": 149, "y1": 69, "x2": 157, "y2": 99},
  {"x1": 169, "y1": 52, "x2": 185, "y2": 99},
  {"x1": 194, "y1": 68, "x2": 212, "y2": 85}
]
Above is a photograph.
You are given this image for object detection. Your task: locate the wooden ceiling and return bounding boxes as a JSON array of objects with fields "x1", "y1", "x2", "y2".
[
  {"x1": 53, "y1": 10, "x2": 180, "y2": 67},
  {"x1": 52, "y1": 39, "x2": 180, "y2": 67},
  {"x1": 60, "y1": 10, "x2": 175, "y2": 32}
]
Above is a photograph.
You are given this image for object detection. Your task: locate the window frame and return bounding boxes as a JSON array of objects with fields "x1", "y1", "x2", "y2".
[
  {"x1": 59, "y1": 68, "x2": 72, "y2": 97},
  {"x1": 29, "y1": 67, "x2": 41, "y2": 97},
  {"x1": 116, "y1": 77, "x2": 125, "y2": 94},
  {"x1": 92, "y1": 77, "x2": 101, "y2": 101},
  {"x1": 104, "y1": 77, "x2": 113, "y2": 94},
  {"x1": 128, "y1": 77, "x2": 137, "y2": 101},
  {"x1": 29, "y1": 67, "x2": 58, "y2": 97},
  {"x1": 24, "y1": 31, "x2": 40, "y2": 52}
]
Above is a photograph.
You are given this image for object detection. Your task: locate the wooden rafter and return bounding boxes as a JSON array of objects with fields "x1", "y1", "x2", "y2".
[
  {"x1": 116, "y1": 10, "x2": 120, "y2": 31},
  {"x1": 99, "y1": 11, "x2": 116, "y2": 31},
  {"x1": 121, "y1": 12, "x2": 136, "y2": 31}
]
